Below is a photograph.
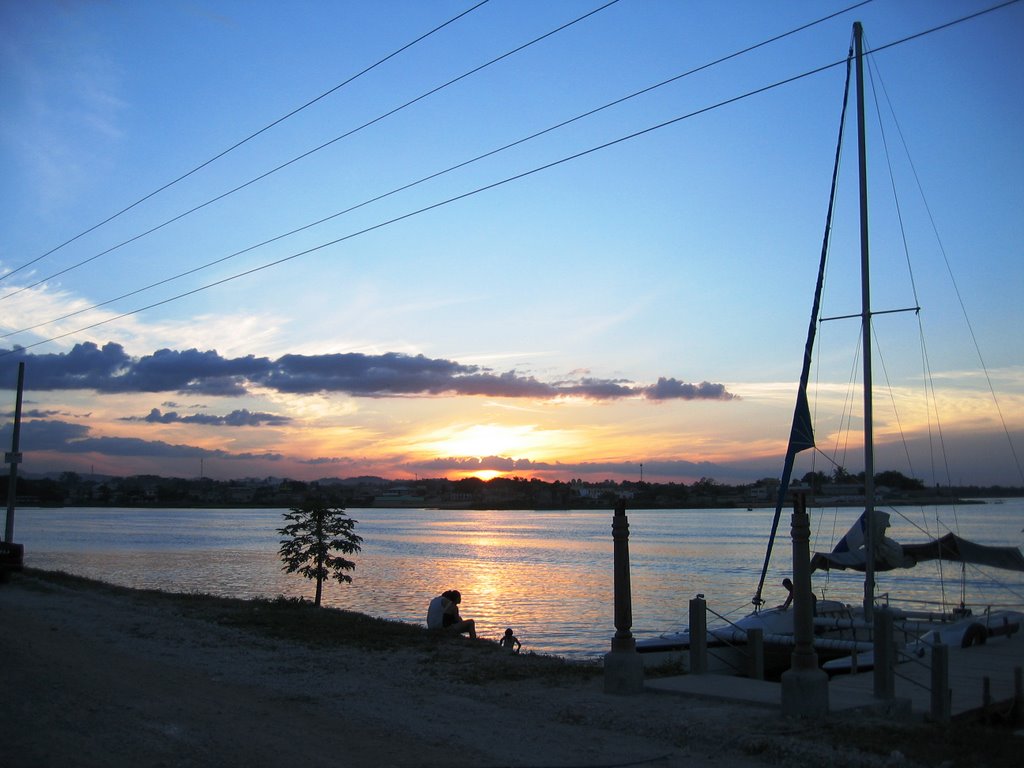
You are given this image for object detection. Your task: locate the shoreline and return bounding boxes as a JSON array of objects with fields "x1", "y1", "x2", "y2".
[
  {"x1": 11, "y1": 495, "x2": 997, "y2": 511},
  {"x1": 2, "y1": 569, "x2": 1021, "y2": 767}
]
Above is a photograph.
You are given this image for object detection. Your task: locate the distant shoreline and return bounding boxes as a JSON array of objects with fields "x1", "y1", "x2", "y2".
[{"x1": 14, "y1": 495, "x2": 1003, "y2": 511}]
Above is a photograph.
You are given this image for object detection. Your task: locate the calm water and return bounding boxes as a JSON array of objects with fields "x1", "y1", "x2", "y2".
[{"x1": 12, "y1": 501, "x2": 1024, "y2": 659}]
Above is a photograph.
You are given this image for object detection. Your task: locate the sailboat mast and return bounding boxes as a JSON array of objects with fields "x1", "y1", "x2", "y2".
[{"x1": 854, "y1": 21, "x2": 877, "y2": 619}]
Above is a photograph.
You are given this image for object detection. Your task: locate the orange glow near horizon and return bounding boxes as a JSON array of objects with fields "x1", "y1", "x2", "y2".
[
  {"x1": 415, "y1": 423, "x2": 549, "y2": 459},
  {"x1": 468, "y1": 469, "x2": 505, "y2": 481}
]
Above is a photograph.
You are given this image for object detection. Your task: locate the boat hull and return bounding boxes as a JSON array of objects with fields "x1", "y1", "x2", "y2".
[{"x1": 638, "y1": 604, "x2": 1024, "y2": 678}]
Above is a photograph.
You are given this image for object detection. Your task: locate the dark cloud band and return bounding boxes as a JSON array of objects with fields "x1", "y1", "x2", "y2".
[{"x1": 2, "y1": 342, "x2": 737, "y2": 402}]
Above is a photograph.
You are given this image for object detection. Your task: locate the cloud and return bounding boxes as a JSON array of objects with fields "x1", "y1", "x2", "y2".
[
  {"x1": 123, "y1": 408, "x2": 291, "y2": 427},
  {"x1": 1, "y1": 419, "x2": 283, "y2": 462},
  {"x1": 408, "y1": 455, "x2": 756, "y2": 482},
  {"x1": 2, "y1": 342, "x2": 737, "y2": 402},
  {"x1": 11, "y1": 408, "x2": 63, "y2": 418},
  {"x1": 414, "y1": 456, "x2": 548, "y2": 472},
  {"x1": 298, "y1": 456, "x2": 360, "y2": 467},
  {"x1": 642, "y1": 378, "x2": 737, "y2": 401}
]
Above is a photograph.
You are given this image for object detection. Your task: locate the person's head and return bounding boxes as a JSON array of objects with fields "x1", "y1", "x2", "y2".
[
  {"x1": 783, "y1": 578, "x2": 793, "y2": 589},
  {"x1": 504, "y1": 628, "x2": 514, "y2": 637},
  {"x1": 449, "y1": 590, "x2": 461, "y2": 604}
]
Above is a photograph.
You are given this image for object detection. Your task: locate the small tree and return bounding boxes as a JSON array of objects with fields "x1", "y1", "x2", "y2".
[{"x1": 278, "y1": 498, "x2": 363, "y2": 607}]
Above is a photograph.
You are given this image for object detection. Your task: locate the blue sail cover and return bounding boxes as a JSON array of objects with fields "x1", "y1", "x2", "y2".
[{"x1": 788, "y1": 386, "x2": 815, "y2": 454}]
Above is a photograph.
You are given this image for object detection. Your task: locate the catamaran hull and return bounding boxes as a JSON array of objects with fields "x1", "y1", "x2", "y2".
[{"x1": 638, "y1": 605, "x2": 1023, "y2": 677}]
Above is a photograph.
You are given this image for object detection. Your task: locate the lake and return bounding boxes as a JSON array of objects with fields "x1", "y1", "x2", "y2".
[{"x1": 11, "y1": 500, "x2": 1024, "y2": 659}]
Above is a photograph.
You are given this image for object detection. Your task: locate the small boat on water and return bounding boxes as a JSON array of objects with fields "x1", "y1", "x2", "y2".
[{"x1": 637, "y1": 22, "x2": 1024, "y2": 676}]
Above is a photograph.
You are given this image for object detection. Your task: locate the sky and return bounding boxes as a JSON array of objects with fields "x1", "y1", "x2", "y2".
[{"x1": 1, "y1": 0, "x2": 1022, "y2": 487}]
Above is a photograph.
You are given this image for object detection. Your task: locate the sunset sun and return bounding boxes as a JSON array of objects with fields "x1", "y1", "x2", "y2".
[{"x1": 420, "y1": 423, "x2": 541, "y2": 459}]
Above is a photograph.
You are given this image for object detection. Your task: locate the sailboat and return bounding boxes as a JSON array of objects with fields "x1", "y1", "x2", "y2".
[{"x1": 636, "y1": 22, "x2": 1024, "y2": 676}]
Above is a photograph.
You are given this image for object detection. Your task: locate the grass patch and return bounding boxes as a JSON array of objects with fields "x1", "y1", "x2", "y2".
[{"x1": 15, "y1": 568, "x2": 599, "y2": 686}]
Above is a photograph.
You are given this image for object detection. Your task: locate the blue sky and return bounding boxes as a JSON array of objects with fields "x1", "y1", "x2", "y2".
[{"x1": 1, "y1": 0, "x2": 1022, "y2": 486}]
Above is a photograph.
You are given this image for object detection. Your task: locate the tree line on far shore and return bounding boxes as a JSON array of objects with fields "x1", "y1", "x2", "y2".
[{"x1": 4, "y1": 468, "x2": 1021, "y2": 510}]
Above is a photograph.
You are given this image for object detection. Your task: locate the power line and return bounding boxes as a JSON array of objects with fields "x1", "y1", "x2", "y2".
[
  {"x1": 1, "y1": 0, "x2": 874, "y2": 340},
  {"x1": 0, "y1": 0, "x2": 620, "y2": 303},
  {"x1": 0, "y1": 0, "x2": 492, "y2": 284},
  {"x1": 3, "y1": 0, "x2": 1017, "y2": 355},
  {"x1": 0, "y1": 54, "x2": 903, "y2": 353}
]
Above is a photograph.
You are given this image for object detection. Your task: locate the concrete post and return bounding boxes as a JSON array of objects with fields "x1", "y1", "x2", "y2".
[
  {"x1": 689, "y1": 595, "x2": 707, "y2": 674},
  {"x1": 604, "y1": 502, "x2": 643, "y2": 694},
  {"x1": 747, "y1": 627, "x2": 765, "y2": 681},
  {"x1": 873, "y1": 608, "x2": 895, "y2": 699},
  {"x1": 930, "y1": 640, "x2": 950, "y2": 724},
  {"x1": 781, "y1": 494, "x2": 829, "y2": 716}
]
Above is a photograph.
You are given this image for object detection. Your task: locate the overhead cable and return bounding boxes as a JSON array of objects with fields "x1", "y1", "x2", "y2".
[
  {"x1": 0, "y1": 0, "x2": 620, "y2": 302},
  {"x1": 3, "y1": 0, "x2": 1018, "y2": 355},
  {"x1": 1, "y1": 0, "x2": 875, "y2": 340},
  {"x1": 0, "y1": 0, "x2": 492, "y2": 284}
]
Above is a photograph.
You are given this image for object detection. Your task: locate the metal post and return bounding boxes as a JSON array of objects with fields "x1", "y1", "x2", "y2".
[
  {"x1": 853, "y1": 20, "x2": 877, "y2": 623},
  {"x1": 689, "y1": 595, "x2": 707, "y2": 674},
  {"x1": 781, "y1": 494, "x2": 829, "y2": 715},
  {"x1": 604, "y1": 502, "x2": 643, "y2": 693},
  {"x1": 930, "y1": 640, "x2": 950, "y2": 724}
]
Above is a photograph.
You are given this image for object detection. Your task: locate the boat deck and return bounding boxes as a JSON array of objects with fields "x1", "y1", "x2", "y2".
[{"x1": 645, "y1": 633, "x2": 1023, "y2": 721}]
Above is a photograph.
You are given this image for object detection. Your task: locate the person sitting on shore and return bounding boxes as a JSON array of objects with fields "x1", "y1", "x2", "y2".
[
  {"x1": 426, "y1": 589, "x2": 476, "y2": 639},
  {"x1": 499, "y1": 627, "x2": 521, "y2": 654}
]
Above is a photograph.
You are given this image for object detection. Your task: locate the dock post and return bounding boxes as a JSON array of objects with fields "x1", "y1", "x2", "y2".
[
  {"x1": 873, "y1": 608, "x2": 895, "y2": 699},
  {"x1": 1013, "y1": 667, "x2": 1023, "y2": 726},
  {"x1": 930, "y1": 640, "x2": 950, "y2": 724},
  {"x1": 747, "y1": 627, "x2": 764, "y2": 680},
  {"x1": 781, "y1": 494, "x2": 829, "y2": 717},
  {"x1": 689, "y1": 595, "x2": 707, "y2": 674},
  {"x1": 603, "y1": 502, "x2": 644, "y2": 694}
]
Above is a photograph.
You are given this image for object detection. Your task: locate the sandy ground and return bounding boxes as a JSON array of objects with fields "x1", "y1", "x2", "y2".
[{"x1": 0, "y1": 571, "x2": 1013, "y2": 768}]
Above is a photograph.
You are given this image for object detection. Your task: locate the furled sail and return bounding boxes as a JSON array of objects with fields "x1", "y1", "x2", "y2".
[
  {"x1": 751, "y1": 51, "x2": 853, "y2": 608},
  {"x1": 811, "y1": 510, "x2": 1024, "y2": 573}
]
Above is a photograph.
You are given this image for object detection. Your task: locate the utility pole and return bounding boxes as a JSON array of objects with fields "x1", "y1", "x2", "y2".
[{"x1": 5, "y1": 362, "x2": 25, "y2": 543}]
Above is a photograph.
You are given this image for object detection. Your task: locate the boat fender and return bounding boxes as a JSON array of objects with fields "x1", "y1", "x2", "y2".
[{"x1": 960, "y1": 623, "x2": 988, "y2": 648}]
